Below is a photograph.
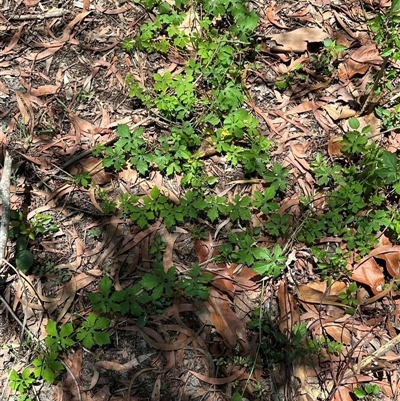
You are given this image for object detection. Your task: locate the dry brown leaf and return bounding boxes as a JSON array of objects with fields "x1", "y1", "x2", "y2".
[
  {"x1": 266, "y1": 1, "x2": 288, "y2": 29},
  {"x1": 286, "y1": 100, "x2": 315, "y2": 115},
  {"x1": 332, "y1": 385, "x2": 353, "y2": 401},
  {"x1": 375, "y1": 252, "x2": 400, "y2": 278},
  {"x1": 339, "y1": 44, "x2": 382, "y2": 81},
  {"x1": 268, "y1": 27, "x2": 329, "y2": 53},
  {"x1": 64, "y1": 349, "x2": 84, "y2": 399},
  {"x1": 162, "y1": 229, "x2": 179, "y2": 272},
  {"x1": 296, "y1": 281, "x2": 346, "y2": 307},
  {"x1": 351, "y1": 257, "x2": 385, "y2": 294},
  {"x1": 328, "y1": 134, "x2": 343, "y2": 157},
  {"x1": 118, "y1": 163, "x2": 138, "y2": 184},
  {"x1": 324, "y1": 324, "x2": 352, "y2": 344},
  {"x1": 68, "y1": 157, "x2": 112, "y2": 185},
  {"x1": 212, "y1": 277, "x2": 235, "y2": 298},
  {"x1": 0, "y1": 23, "x2": 25, "y2": 55},
  {"x1": 25, "y1": 44, "x2": 63, "y2": 61},
  {"x1": 70, "y1": 112, "x2": 98, "y2": 137},
  {"x1": 189, "y1": 367, "x2": 245, "y2": 385},
  {"x1": 29, "y1": 84, "x2": 60, "y2": 97},
  {"x1": 289, "y1": 142, "x2": 307, "y2": 158},
  {"x1": 322, "y1": 104, "x2": 356, "y2": 120},
  {"x1": 207, "y1": 288, "x2": 249, "y2": 350},
  {"x1": 277, "y1": 281, "x2": 300, "y2": 334},
  {"x1": 15, "y1": 90, "x2": 34, "y2": 126}
]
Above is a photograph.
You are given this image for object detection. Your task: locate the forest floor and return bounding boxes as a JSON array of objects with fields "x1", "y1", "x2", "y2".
[{"x1": 1, "y1": 0, "x2": 400, "y2": 401}]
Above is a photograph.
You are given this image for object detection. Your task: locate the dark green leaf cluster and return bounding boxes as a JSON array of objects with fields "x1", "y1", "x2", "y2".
[
  {"x1": 89, "y1": 264, "x2": 213, "y2": 318},
  {"x1": 305, "y1": 119, "x2": 400, "y2": 255}
]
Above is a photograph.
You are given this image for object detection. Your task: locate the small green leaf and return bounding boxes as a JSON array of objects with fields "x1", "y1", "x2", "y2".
[
  {"x1": 348, "y1": 117, "x2": 360, "y2": 130},
  {"x1": 141, "y1": 273, "x2": 160, "y2": 290},
  {"x1": 16, "y1": 249, "x2": 34, "y2": 273},
  {"x1": 353, "y1": 388, "x2": 366, "y2": 398},
  {"x1": 45, "y1": 320, "x2": 58, "y2": 336},
  {"x1": 98, "y1": 276, "x2": 113, "y2": 295},
  {"x1": 94, "y1": 331, "x2": 111, "y2": 346},
  {"x1": 232, "y1": 391, "x2": 243, "y2": 401},
  {"x1": 117, "y1": 124, "x2": 130, "y2": 138},
  {"x1": 60, "y1": 322, "x2": 73, "y2": 337}
]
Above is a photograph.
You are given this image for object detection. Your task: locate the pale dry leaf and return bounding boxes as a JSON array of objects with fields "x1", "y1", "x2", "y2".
[
  {"x1": 119, "y1": 163, "x2": 138, "y2": 184},
  {"x1": 324, "y1": 324, "x2": 352, "y2": 344},
  {"x1": 322, "y1": 104, "x2": 356, "y2": 120},
  {"x1": 296, "y1": 281, "x2": 346, "y2": 307},
  {"x1": 268, "y1": 27, "x2": 329, "y2": 53},
  {"x1": 30, "y1": 84, "x2": 60, "y2": 96}
]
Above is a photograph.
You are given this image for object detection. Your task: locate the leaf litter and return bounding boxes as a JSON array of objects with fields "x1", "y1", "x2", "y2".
[{"x1": 1, "y1": 0, "x2": 400, "y2": 400}]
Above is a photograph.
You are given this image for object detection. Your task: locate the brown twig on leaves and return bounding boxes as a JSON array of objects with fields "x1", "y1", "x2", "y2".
[
  {"x1": 0, "y1": 150, "x2": 12, "y2": 264},
  {"x1": 9, "y1": 8, "x2": 70, "y2": 21}
]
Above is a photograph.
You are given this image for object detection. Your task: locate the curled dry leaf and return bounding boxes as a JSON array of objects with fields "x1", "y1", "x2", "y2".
[
  {"x1": 351, "y1": 257, "x2": 385, "y2": 294},
  {"x1": 68, "y1": 156, "x2": 112, "y2": 185},
  {"x1": 338, "y1": 44, "x2": 383, "y2": 81},
  {"x1": 266, "y1": 1, "x2": 288, "y2": 29},
  {"x1": 189, "y1": 367, "x2": 246, "y2": 385},
  {"x1": 267, "y1": 27, "x2": 329, "y2": 53},
  {"x1": 277, "y1": 281, "x2": 300, "y2": 335}
]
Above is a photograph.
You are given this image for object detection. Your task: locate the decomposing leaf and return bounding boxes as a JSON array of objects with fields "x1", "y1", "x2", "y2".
[{"x1": 268, "y1": 27, "x2": 329, "y2": 53}]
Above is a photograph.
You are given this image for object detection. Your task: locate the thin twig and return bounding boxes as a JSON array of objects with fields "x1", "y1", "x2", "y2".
[
  {"x1": 9, "y1": 8, "x2": 70, "y2": 21},
  {"x1": 0, "y1": 150, "x2": 12, "y2": 264}
]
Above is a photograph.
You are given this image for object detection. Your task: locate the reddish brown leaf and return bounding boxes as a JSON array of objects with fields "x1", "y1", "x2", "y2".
[
  {"x1": 0, "y1": 23, "x2": 25, "y2": 55},
  {"x1": 189, "y1": 367, "x2": 245, "y2": 385},
  {"x1": 207, "y1": 288, "x2": 249, "y2": 350},
  {"x1": 328, "y1": 134, "x2": 343, "y2": 157},
  {"x1": 324, "y1": 324, "x2": 352, "y2": 344},
  {"x1": 374, "y1": 250, "x2": 400, "y2": 278},
  {"x1": 351, "y1": 257, "x2": 385, "y2": 294},
  {"x1": 277, "y1": 281, "x2": 300, "y2": 335},
  {"x1": 194, "y1": 233, "x2": 216, "y2": 263},
  {"x1": 266, "y1": 1, "x2": 288, "y2": 29}
]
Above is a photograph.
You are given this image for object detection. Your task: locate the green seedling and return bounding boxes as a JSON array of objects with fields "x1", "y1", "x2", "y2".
[
  {"x1": 338, "y1": 282, "x2": 359, "y2": 313},
  {"x1": 74, "y1": 171, "x2": 91, "y2": 188},
  {"x1": 76, "y1": 313, "x2": 111, "y2": 349},
  {"x1": 353, "y1": 383, "x2": 380, "y2": 399}
]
